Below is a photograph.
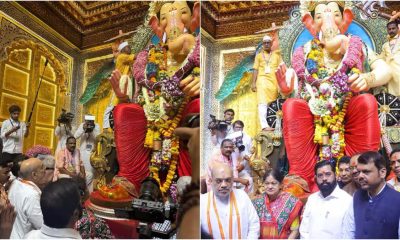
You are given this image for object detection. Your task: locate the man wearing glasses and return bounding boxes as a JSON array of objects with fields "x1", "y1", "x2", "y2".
[{"x1": 388, "y1": 149, "x2": 400, "y2": 192}]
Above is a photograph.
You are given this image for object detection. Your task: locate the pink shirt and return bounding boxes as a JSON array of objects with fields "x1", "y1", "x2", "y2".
[
  {"x1": 54, "y1": 148, "x2": 82, "y2": 180},
  {"x1": 207, "y1": 150, "x2": 239, "y2": 191}
]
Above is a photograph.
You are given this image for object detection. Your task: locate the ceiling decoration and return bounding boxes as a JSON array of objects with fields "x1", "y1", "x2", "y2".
[
  {"x1": 201, "y1": 1, "x2": 298, "y2": 39},
  {"x1": 17, "y1": 1, "x2": 150, "y2": 50},
  {"x1": 202, "y1": 1, "x2": 400, "y2": 40}
]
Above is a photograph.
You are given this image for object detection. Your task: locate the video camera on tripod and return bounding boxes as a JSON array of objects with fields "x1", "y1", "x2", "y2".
[{"x1": 114, "y1": 177, "x2": 178, "y2": 239}]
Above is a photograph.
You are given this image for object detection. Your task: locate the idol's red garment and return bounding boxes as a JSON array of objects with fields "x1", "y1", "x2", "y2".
[
  {"x1": 113, "y1": 98, "x2": 200, "y2": 190},
  {"x1": 282, "y1": 94, "x2": 380, "y2": 192}
]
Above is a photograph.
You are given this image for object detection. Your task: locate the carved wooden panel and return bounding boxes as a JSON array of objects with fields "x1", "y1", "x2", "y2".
[
  {"x1": 34, "y1": 126, "x2": 54, "y2": 149},
  {"x1": 2, "y1": 64, "x2": 29, "y2": 96},
  {"x1": 35, "y1": 103, "x2": 55, "y2": 126},
  {"x1": 0, "y1": 93, "x2": 27, "y2": 120}
]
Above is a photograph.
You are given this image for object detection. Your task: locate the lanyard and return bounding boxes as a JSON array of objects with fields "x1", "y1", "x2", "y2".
[
  {"x1": 207, "y1": 191, "x2": 241, "y2": 239},
  {"x1": 262, "y1": 51, "x2": 272, "y2": 66}
]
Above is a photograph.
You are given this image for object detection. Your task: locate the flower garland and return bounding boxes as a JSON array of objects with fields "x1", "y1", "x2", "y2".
[
  {"x1": 136, "y1": 39, "x2": 199, "y2": 194},
  {"x1": 295, "y1": 36, "x2": 364, "y2": 160}
]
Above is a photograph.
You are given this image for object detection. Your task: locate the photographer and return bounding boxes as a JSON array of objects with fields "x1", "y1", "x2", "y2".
[
  {"x1": 226, "y1": 120, "x2": 253, "y2": 193},
  {"x1": 1, "y1": 105, "x2": 30, "y2": 164},
  {"x1": 208, "y1": 116, "x2": 228, "y2": 154},
  {"x1": 223, "y1": 109, "x2": 235, "y2": 135},
  {"x1": 55, "y1": 109, "x2": 75, "y2": 154},
  {"x1": 74, "y1": 115, "x2": 100, "y2": 192}
]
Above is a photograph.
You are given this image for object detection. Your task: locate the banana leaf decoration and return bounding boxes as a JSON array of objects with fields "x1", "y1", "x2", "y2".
[
  {"x1": 79, "y1": 60, "x2": 115, "y2": 105},
  {"x1": 215, "y1": 43, "x2": 263, "y2": 102}
]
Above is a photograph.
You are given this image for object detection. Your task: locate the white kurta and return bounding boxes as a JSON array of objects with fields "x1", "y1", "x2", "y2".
[
  {"x1": 200, "y1": 189, "x2": 260, "y2": 239},
  {"x1": 74, "y1": 123, "x2": 100, "y2": 174},
  {"x1": 55, "y1": 124, "x2": 76, "y2": 154},
  {"x1": 8, "y1": 179, "x2": 43, "y2": 239},
  {"x1": 1, "y1": 119, "x2": 27, "y2": 154},
  {"x1": 300, "y1": 185, "x2": 352, "y2": 239}
]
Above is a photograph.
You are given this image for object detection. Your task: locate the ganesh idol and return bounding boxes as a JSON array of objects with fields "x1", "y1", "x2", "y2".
[
  {"x1": 108, "y1": 1, "x2": 200, "y2": 195},
  {"x1": 276, "y1": 1, "x2": 393, "y2": 191}
]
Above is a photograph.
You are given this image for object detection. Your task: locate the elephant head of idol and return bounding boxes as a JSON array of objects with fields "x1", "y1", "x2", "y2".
[
  {"x1": 301, "y1": 1, "x2": 354, "y2": 49},
  {"x1": 149, "y1": 1, "x2": 200, "y2": 63}
]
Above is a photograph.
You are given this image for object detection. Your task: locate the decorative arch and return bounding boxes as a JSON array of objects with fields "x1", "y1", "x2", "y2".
[{"x1": 0, "y1": 38, "x2": 67, "y2": 152}]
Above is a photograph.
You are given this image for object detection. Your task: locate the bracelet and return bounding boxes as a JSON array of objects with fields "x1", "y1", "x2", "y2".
[{"x1": 363, "y1": 72, "x2": 376, "y2": 88}]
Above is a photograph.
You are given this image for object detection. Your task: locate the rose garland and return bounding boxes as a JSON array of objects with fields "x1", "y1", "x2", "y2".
[{"x1": 294, "y1": 36, "x2": 364, "y2": 160}]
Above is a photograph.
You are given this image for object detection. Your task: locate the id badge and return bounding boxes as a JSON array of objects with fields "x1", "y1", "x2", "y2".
[
  {"x1": 264, "y1": 66, "x2": 271, "y2": 74},
  {"x1": 86, "y1": 144, "x2": 93, "y2": 151}
]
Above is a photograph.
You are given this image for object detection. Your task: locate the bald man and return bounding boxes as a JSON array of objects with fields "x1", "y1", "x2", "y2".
[
  {"x1": 8, "y1": 158, "x2": 48, "y2": 238},
  {"x1": 200, "y1": 163, "x2": 260, "y2": 239}
]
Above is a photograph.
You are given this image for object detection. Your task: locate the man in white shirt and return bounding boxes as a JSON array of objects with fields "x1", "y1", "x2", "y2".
[
  {"x1": 1, "y1": 105, "x2": 30, "y2": 164},
  {"x1": 223, "y1": 109, "x2": 235, "y2": 135},
  {"x1": 201, "y1": 162, "x2": 260, "y2": 239},
  {"x1": 300, "y1": 160, "x2": 352, "y2": 239},
  {"x1": 24, "y1": 178, "x2": 82, "y2": 239},
  {"x1": 55, "y1": 109, "x2": 76, "y2": 154},
  {"x1": 226, "y1": 120, "x2": 254, "y2": 192},
  {"x1": 8, "y1": 158, "x2": 49, "y2": 239},
  {"x1": 74, "y1": 115, "x2": 100, "y2": 192}
]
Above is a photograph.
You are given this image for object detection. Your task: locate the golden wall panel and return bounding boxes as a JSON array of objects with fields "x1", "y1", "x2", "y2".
[
  {"x1": 36, "y1": 103, "x2": 55, "y2": 126},
  {"x1": 9, "y1": 48, "x2": 32, "y2": 70},
  {"x1": 3, "y1": 64, "x2": 29, "y2": 96},
  {"x1": 220, "y1": 49, "x2": 260, "y2": 137},
  {"x1": 38, "y1": 80, "x2": 57, "y2": 104},
  {"x1": 40, "y1": 56, "x2": 56, "y2": 82},
  {"x1": 0, "y1": 93, "x2": 27, "y2": 121},
  {"x1": 83, "y1": 55, "x2": 113, "y2": 130},
  {"x1": 34, "y1": 127, "x2": 54, "y2": 149}
]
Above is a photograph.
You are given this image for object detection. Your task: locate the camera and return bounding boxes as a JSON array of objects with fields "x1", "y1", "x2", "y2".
[
  {"x1": 235, "y1": 137, "x2": 245, "y2": 153},
  {"x1": 114, "y1": 177, "x2": 178, "y2": 238},
  {"x1": 208, "y1": 115, "x2": 228, "y2": 131},
  {"x1": 228, "y1": 131, "x2": 246, "y2": 153},
  {"x1": 57, "y1": 109, "x2": 74, "y2": 124},
  {"x1": 84, "y1": 121, "x2": 95, "y2": 133}
]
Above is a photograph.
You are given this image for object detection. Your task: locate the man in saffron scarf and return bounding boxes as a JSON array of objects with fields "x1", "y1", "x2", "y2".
[
  {"x1": 54, "y1": 136, "x2": 85, "y2": 181},
  {"x1": 252, "y1": 169, "x2": 303, "y2": 239},
  {"x1": 200, "y1": 162, "x2": 260, "y2": 239}
]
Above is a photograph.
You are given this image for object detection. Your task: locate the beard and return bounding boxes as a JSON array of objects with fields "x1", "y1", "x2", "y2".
[{"x1": 317, "y1": 180, "x2": 337, "y2": 198}]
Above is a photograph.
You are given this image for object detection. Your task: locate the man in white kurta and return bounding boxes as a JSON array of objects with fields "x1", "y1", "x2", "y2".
[
  {"x1": 74, "y1": 116, "x2": 100, "y2": 191},
  {"x1": 299, "y1": 160, "x2": 352, "y2": 239},
  {"x1": 201, "y1": 162, "x2": 260, "y2": 239},
  {"x1": 55, "y1": 123, "x2": 76, "y2": 154},
  {"x1": 8, "y1": 158, "x2": 48, "y2": 239},
  {"x1": 380, "y1": 21, "x2": 400, "y2": 96}
]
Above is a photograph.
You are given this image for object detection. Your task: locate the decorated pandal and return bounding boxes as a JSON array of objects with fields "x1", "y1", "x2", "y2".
[
  {"x1": 82, "y1": 1, "x2": 200, "y2": 231},
  {"x1": 213, "y1": 0, "x2": 400, "y2": 199}
]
